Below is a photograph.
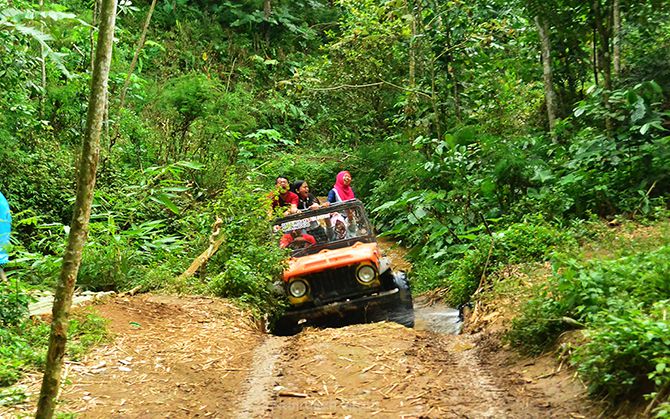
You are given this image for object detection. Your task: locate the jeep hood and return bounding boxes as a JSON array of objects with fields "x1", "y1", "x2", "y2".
[{"x1": 283, "y1": 242, "x2": 381, "y2": 281}]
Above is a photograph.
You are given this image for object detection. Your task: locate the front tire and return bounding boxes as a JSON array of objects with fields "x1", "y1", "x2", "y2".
[
  {"x1": 375, "y1": 271, "x2": 415, "y2": 328},
  {"x1": 390, "y1": 271, "x2": 414, "y2": 327},
  {"x1": 271, "y1": 316, "x2": 302, "y2": 336}
]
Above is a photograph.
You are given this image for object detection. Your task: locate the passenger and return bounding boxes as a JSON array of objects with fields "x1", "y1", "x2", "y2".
[
  {"x1": 280, "y1": 230, "x2": 316, "y2": 249},
  {"x1": 268, "y1": 176, "x2": 298, "y2": 216},
  {"x1": 306, "y1": 220, "x2": 328, "y2": 243},
  {"x1": 292, "y1": 180, "x2": 328, "y2": 211},
  {"x1": 328, "y1": 213, "x2": 353, "y2": 241},
  {"x1": 327, "y1": 171, "x2": 355, "y2": 204},
  {"x1": 0, "y1": 191, "x2": 10, "y2": 282}
]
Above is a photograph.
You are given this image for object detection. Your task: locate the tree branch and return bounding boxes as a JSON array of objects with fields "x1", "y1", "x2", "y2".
[{"x1": 306, "y1": 79, "x2": 432, "y2": 100}]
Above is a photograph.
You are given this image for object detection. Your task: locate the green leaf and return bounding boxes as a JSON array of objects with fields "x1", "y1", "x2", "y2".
[
  {"x1": 151, "y1": 194, "x2": 179, "y2": 215},
  {"x1": 649, "y1": 80, "x2": 662, "y2": 94},
  {"x1": 372, "y1": 200, "x2": 398, "y2": 213},
  {"x1": 531, "y1": 167, "x2": 554, "y2": 183},
  {"x1": 175, "y1": 161, "x2": 203, "y2": 170},
  {"x1": 413, "y1": 207, "x2": 427, "y2": 219},
  {"x1": 631, "y1": 97, "x2": 646, "y2": 123},
  {"x1": 640, "y1": 123, "x2": 651, "y2": 135}
]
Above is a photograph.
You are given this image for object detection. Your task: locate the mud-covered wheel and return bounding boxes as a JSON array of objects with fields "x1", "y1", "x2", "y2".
[
  {"x1": 271, "y1": 316, "x2": 302, "y2": 336},
  {"x1": 373, "y1": 270, "x2": 414, "y2": 328},
  {"x1": 389, "y1": 271, "x2": 414, "y2": 327}
]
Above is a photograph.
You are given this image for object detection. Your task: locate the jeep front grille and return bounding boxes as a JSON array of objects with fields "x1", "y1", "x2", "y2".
[{"x1": 308, "y1": 266, "x2": 374, "y2": 304}]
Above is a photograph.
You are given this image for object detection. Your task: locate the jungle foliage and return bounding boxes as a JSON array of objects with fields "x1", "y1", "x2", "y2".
[
  {"x1": 1, "y1": 0, "x2": 669, "y2": 412},
  {"x1": 507, "y1": 238, "x2": 670, "y2": 415}
]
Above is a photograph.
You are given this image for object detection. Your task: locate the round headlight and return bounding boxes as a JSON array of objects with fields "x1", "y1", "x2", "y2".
[
  {"x1": 288, "y1": 279, "x2": 308, "y2": 298},
  {"x1": 357, "y1": 265, "x2": 376, "y2": 283}
]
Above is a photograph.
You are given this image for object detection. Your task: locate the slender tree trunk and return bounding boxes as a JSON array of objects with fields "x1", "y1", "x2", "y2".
[
  {"x1": 592, "y1": 26, "x2": 598, "y2": 86},
  {"x1": 594, "y1": 0, "x2": 611, "y2": 91},
  {"x1": 534, "y1": 15, "x2": 558, "y2": 136},
  {"x1": 39, "y1": 0, "x2": 46, "y2": 118},
  {"x1": 453, "y1": 68, "x2": 461, "y2": 122},
  {"x1": 431, "y1": 63, "x2": 442, "y2": 140},
  {"x1": 119, "y1": 0, "x2": 158, "y2": 109},
  {"x1": 408, "y1": 14, "x2": 415, "y2": 91},
  {"x1": 263, "y1": 0, "x2": 271, "y2": 19},
  {"x1": 593, "y1": 0, "x2": 613, "y2": 134},
  {"x1": 35, "y1": 0, "x2": 117, "y2": 416},
  {"x1": 90, "y1": 0, "x2": 99, "y2": 72},
  {"x1": 443, "y1": 29, "x2": 461, "y2": 122},
  {"x1": 111, "y1": 0, "x2": 158, "y2": 162},
  {"x1": 406, "y1": 0, "x2": 417, "y2": 117},
  {"x1": 612, "y1": 0, "x2": 621, "y2": 76},
  {"x1": 263, "y1": 0, "x2": 272, "y2": 42}
]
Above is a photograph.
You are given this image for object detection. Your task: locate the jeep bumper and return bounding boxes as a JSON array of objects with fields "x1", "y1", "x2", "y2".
[{"x1": 280, "y1": 288, "x2": 405, "y2": 327}]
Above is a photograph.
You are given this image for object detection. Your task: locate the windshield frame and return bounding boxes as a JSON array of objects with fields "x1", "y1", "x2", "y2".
[{"x1": 272, "y1": 199, "x2": 376, "y2": 256}]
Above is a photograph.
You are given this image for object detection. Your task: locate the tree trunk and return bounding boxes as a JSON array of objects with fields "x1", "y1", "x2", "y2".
[
  {"x1": 89, "y1": 0, "x2": 99, "y2": 72},
  {"x1": 593, "y1": 0, "x2": 613, "y2": 134},
  {"x1": 594, "y1": 0, "x2": 611, "y2": 91},
  {"x1": 592, "y1": 26, "x2": 598, "y2": 86},
  {"x1": 178, "y1": 217, "x2": 224, "y2": 281},
  {"x1": 35, "y1": 0, "x2": 117, "y2": 416},
  {"x1": 39, "y1": 0, "x2": 46, "y2": 118},
  {"x1": 119, "y1": 0, "x2": 158, "y2": 110},
  {"x1": 534, "y1": 15, "x2": 558, "y2": 136},
  {"x1": 443, "y1": 28, "x2": 461, "y2": 122},
  {"x1": 263, "y1": 0, "x2": 272, "y2": 42},
  {"x1": 612, "y1": 0, "x2": 621, "y2": 76},
  {"x1": 406, "y1": 0, "x2": 417, "y2": 117},
  {"x1": 263, "y1": 0, "x2": 272, "y2": 19},
  {"x1": 431, "y1": 63, "x2": 442, "y2": 141},
  {"x1": 110, "y1": 0, "x2": 158, "y2": 164}
]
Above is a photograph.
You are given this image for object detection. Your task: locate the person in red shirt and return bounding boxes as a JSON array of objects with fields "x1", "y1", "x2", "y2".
[
  {"x1": 269, "y1": 176, "x2": 298, "y2": 216},
  {"x1": 280, "y1": 230, "x2": 316, "y2": 249}
]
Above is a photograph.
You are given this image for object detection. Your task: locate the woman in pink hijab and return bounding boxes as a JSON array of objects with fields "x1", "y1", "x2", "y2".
[{"x1": 327, "y1": 170, "x2": 355, "y2": 203}]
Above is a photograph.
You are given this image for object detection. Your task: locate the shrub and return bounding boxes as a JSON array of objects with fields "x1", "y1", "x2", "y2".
[
  {"x1": 203, "y1": 171, "x2": 287, "y2": 315},
  {"x1": 507, "y1": 245, "x2": 670, "y2": 410},
  {"x1": 0, "y1": 309, "x2": 110, "y2": 388},
  {"x1": 572, "y1": 301, "x2": 670, "y2": 399},
  {"x1": 412, "y1": 219, "x2": 574, "y2": 307},
  {"x1": 508, "y1": 246, "x2": 670, "y2": 354},
  {"x1": 0, "y1": 281, "x2": 29, "y2": 328}
]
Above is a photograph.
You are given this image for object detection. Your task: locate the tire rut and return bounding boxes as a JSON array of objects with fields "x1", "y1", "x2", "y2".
[
  {"x1": 442, "y1": 334, "x2": 510, "y2": 417},
  {"x1": 233, "y1": 335, "x2": 290, "y2": 418}
]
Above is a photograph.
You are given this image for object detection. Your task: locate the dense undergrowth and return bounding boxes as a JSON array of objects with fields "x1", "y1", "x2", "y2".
[
  {"x1": 500, "y1": 219, "x2": 670, "y2": 417},
  {"x1": 0, "y1": 296, "x2": 110, "y2": 399},
  {"x1": 1, "y1": 0, "x2": 670, "y2": 413}
]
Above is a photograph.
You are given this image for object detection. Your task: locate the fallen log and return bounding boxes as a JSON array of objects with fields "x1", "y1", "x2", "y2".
[{"x1": 178, "y1": 217, "x2": 224, "y2": 281}]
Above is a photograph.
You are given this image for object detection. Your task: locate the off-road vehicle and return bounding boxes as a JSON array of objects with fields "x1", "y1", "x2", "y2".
[{"x1": 271, "y1": 199, "x2": 413, "y2": 335}]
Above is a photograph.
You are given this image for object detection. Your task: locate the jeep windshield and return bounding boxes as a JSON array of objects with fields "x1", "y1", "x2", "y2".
[{"x1": 273, "y1": 200, "x2": 375, "y2": 257}]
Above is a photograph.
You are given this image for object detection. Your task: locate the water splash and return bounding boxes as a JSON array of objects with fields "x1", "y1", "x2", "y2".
[{"x1": 413, "y1": 301, "x2": 462, "y2": 334}]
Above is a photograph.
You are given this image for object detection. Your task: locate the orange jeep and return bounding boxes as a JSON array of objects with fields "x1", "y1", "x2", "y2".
[{"x1": 271, "y1": 199, "x2": 414, "y2": 335}]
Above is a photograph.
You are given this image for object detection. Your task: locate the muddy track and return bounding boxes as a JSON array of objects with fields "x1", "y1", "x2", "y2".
[
  {"x1": 233, "y1": 336, "x2": 288, "y2": 418},
  {"x1": 3, "y1": 294, "x2": 604, "y2": 418}
]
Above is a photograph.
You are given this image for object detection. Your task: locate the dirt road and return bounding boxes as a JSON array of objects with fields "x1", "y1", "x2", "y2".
[{"x1": 4, "y1": 294, "x2": 605, "y2": 418}]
